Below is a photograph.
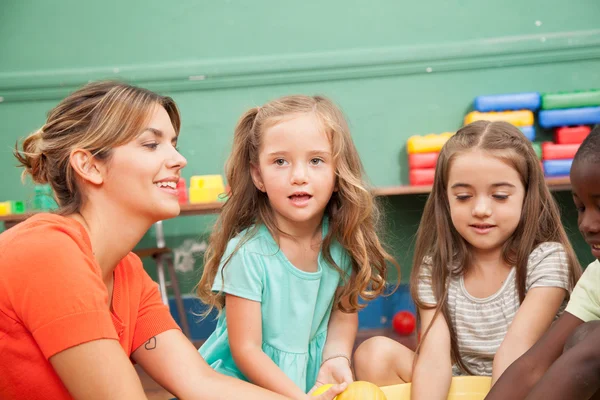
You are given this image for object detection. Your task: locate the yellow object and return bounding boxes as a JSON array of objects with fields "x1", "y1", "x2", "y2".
[
  {"x1": 381, "y1": 376, "x2": 491, "y2": 400},
  {"x1": 407, "y1": 132, "x2": 454, "y2": 154},
  {"x1": 189, "y1": 175, "x2": 225, "y2": 204},
  {"x1": 0, "y1": 201, "x2": 11, "y2": 216},
  {"x1": 337, "y1": 381, "x2": 387, "y2": 400},
  {"x1": 311, "y1": 381, "x2": 387, "y2": 399},
  {"x1": 464, "y1": 110, "x2": 534, "y2": 127},
  {"x1": 311, "y1": 384, "x2": 335, "y2": 397}
]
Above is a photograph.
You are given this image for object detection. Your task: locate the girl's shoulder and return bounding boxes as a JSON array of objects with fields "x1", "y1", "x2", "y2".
[
  {"x1": 224, "y1": 224, "x2": 278, "y2": 257},
  {"x1": 527, "y1": 242, "x2": 566, "y2": 267},
  {"x1": 524, "y1": 242, "x2": 571, "y2": 292}
]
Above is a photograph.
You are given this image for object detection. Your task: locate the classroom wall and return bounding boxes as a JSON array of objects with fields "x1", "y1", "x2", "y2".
[{"x1": 1, "y1": 0, "x2": 599, "y2": 292}]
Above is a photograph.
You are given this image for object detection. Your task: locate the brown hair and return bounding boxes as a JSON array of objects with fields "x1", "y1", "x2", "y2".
[
  {"x1": 410, "y1": 120, "x2": 582, "y2": 374},
  {"x1": 197, "y1": 95, "x2": 399, "y2": 314},
  {"x1": 14, "y1": 81, "x2": 180, "y2": 215}
]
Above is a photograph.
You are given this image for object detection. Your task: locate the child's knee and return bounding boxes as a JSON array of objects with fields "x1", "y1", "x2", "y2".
[
  {"x1": 354, "y1": 337, "x2": 389, "y2": 365},
  {"x1": 354, "y1": 337, "x2": 395, "y2": 373},
  {"x1": 564, "y1": 321, "x2": 600, "y2": 353}
]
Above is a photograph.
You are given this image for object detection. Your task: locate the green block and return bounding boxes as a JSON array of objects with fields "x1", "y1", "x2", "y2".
[
  {"x1": 531, "y1": 142, "x2": 542, "y2": 159},
  {"x1": 542, "y1": 90, "x2": 600, "y2": 110},
  {"x1": 10, "y1": 201, "x2": 26, "y2": 214}
]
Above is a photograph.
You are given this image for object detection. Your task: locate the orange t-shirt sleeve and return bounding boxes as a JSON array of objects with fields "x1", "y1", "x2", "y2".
[
  {"x1": 130, "y1": 256, "x2": 181, "y2": 352},
  {"x1": 2, "y1": 224, "x2": 118, "y2": 359}
]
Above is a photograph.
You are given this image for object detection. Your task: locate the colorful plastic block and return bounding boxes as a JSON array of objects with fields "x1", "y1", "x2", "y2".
[
  {"x1": 539, "y1": 107, "x2": 600, "y2": 128},
  {"x1": 541, "y1": 90, "x2": 600, "y2": 110},
  {"x1": 189, "y1": 175, "x2": 225, "y2": 203},
  {"x1": 541, "y1": 142, "x2": 580, "y2": 160},
  {"x1": 409, "y1": 168, "x2": 435, "y2": 186},
  {"x1": 474, "y1": 92, "x2": 540, "y2": 112},
  {"x1": 543, "y1": 159, "x2": 573, "y2": 177},
  {"x1": 408, "y1": 152, "x2": 438, "y2": 169},
  {"x1": 519, "y1": 126, "x2": 535, "y2": 141},
  {"x1": 407, "y1": 133, "x2": 453, "y2": 154},
  {"x1": 464, "y1": 110, "x2": 534, "y2": 127},
  {"x1": 33, "y1": 184, "x2": 58, "y2": 211},
  {"x1": 554, "y1": 126, "x2": 591, "y2": 144},
  {"x1": 10, "y1": 201, "x2": 25, "y2": 214},
  {"x1": 0, "y1": 201, "x2": 10, "y2": 216}
]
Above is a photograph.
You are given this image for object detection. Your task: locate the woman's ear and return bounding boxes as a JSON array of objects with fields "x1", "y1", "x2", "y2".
[{"x1": 69, "y1": 149, "x2": 104, "y2": 185}]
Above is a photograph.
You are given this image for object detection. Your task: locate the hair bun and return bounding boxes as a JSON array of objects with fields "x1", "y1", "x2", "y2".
[{"x1": 14, "y1": 128, "x2": 49, "y2": 184}]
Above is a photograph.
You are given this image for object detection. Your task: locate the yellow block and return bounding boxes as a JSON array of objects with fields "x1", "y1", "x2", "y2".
[
  {"x1": 189, "y1": 175, "x2": 224, "y2": 190},
  {"x1": 464, "y1": 110, "x2": 534, "y2": 127},
  {"x1": 189, "y1": 187, "x2": 223, "y2": 203},
  {"x1": 188, "y1": 175, "x2": 226, "y2": 203},
  {"x1": 381, "y1": 376, "x2": 491, "y2": 400},
  {"x1": 407, "y1": 132, "x2": 454, "y2": 154},
  {"x1": 0, "y1": 201, "x2": 11, "y2": 216}
]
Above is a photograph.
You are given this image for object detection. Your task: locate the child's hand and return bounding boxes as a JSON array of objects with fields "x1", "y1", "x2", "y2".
[{"x1": 309, "y1": 356, "x2": 353, "y2": 394}]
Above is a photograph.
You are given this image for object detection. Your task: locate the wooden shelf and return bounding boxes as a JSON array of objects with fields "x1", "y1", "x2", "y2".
[{"x1": 0, "y1": 177, "x2": 572, "y2": 225}]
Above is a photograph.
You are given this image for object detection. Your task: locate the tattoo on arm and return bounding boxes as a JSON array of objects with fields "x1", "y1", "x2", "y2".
[{"x1": 144, "y1": 337, "x2": 157, "y2": 350}]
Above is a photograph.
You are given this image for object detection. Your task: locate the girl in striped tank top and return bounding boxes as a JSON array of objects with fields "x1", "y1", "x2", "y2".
[{"x1": 353, "y1": 120, "x2": 582, "y2": 399}]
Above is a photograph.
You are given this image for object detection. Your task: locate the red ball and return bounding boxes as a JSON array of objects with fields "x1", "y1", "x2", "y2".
[{"x1": 392, "y1": 311, "x2": 416, "y2": 336}]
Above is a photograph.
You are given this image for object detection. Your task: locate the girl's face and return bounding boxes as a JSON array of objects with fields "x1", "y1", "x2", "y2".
[
  {"x1": 100, "y1": 105, "x2": 187, "y2": 222},
  {"x1": 251, "y1": 112, "x2": 337, "y2": 232},
  {"x1": 447, "y1": 149, "x2": 525, "y2": 256}
]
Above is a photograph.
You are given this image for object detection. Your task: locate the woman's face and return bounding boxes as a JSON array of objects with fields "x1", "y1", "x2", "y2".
[{"x1": 100, "y1": 105, "x2": 187, "y2": 223}]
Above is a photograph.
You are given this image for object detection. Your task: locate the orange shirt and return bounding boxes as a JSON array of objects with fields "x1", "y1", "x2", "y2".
[{"x1": 0, "y1": 214, "x2": 180, "y2": 399}]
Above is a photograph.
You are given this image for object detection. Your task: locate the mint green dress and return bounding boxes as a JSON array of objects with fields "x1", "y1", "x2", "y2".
[{"x1": 199, "y1": 219, "x2": 351, "y2": 392}]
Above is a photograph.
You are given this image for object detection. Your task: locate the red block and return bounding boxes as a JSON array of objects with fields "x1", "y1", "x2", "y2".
[
  {"x1": 408, "y1": 152, "x2": 439, "y2": 169},
  {"x1": 409, "y1": 168, "x2": 435, "y2": 186},
  {"x1": 541, "y1": 142, "x2": 581, "y2": 160},
  {"x1": 177, "y1": 177, "x2": 188, "y2": 204},
  {"x1": 554, "y1": 126, "x2": 591, "y2": 144}
]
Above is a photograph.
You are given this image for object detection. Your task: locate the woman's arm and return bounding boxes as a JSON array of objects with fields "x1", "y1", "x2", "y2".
[
  {"x1": 485, "y1": 312, "x2": 583, "y2": 400},
  {"x1": 411, "y1": 307, "x2": 453, "y2": 400},
  {"x1": 491, "y1": 287, "x2": 567, "y2": 384},
  {"x1": 132, "y1": 328, "x2": 348, "y2": 400},
  {"x1": 50, "y1": 339, "x2": 147, "y2": 400}
]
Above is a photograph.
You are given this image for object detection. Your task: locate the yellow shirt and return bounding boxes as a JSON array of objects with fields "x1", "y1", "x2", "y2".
[{"x1": 565, "y1": 260, "x2": 600, "y2": 322}]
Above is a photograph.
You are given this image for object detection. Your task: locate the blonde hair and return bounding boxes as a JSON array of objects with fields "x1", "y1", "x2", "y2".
[
  {"x1": 410, "y1": 120, "x2": 582, "y2": 374},
  {"x1": 14, "y1": 81, "x2": 181, "y2": 215},
  {"x1": 198, "y1": 95, "x2": 399, "y2": 313}
]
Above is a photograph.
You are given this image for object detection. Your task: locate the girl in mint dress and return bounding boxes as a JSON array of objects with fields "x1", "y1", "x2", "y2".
[{"x1": 197, "y1": 95, "x2": 398, "y2": 400}]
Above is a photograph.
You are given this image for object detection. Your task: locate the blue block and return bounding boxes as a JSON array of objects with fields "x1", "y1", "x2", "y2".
[
  {"x1": 543, "y1": 159, "x2": 573, "y2": 177},
  {"x1": 539, "y1": 107, "x2": 600, "y2": 128},
  {"x1": 474, "y1": 92, "x2": 541, "y2": 112},
  {"x1": 519, "y1": 126, "x2": 535, "y2": 141}
]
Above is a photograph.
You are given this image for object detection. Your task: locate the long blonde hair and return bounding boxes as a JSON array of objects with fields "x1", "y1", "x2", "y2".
[
  {"x1": 410, "y1": 120, "x2": 582, "y2": 374},
  {"x1": 14, "y1": 80, "x2": 180, "y2": 215},
  {"x1": 198, "y1": 95, "x2": 399, "y2": 313}
]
